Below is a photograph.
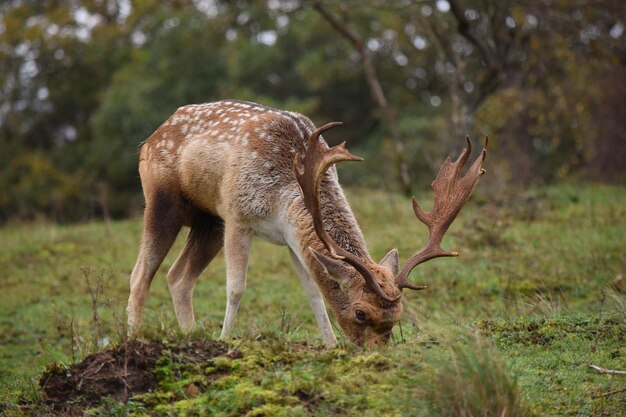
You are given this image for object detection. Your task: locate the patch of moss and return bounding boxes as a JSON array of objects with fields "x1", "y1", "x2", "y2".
[{"x1": 476, "y1": 316, "x2": 626, "y2": 347}]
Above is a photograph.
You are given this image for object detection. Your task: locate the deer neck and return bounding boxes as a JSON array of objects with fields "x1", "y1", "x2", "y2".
[{"x1": 287, "y1": 182, "x2": 371, "y2": 310}]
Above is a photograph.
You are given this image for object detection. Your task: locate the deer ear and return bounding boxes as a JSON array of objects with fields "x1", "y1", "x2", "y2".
[
  {"x1": 379, "y1": 249, "x2": 399, "y2": 276},
  {"x1": 310, "y1": 248, "x2": 350, "y2": 284}
]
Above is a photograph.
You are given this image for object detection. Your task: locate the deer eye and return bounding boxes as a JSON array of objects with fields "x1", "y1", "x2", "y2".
[{"x1": 355, "y1": 310, "x2": 367, "y2": 321}]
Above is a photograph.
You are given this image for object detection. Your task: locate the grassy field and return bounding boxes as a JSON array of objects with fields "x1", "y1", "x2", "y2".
[{"x1": 0, "y1": 183, "x2": 624, "y2": 416}]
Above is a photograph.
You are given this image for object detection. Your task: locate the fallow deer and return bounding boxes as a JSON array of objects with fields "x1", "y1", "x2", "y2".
[{"x1": 127, "y1": 100, "x2": 486, "y2": 347}]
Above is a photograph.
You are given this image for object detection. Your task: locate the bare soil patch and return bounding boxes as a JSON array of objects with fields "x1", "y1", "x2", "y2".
[{"x1": 39, "y1": 339, "x2": 230, "y2": 415}]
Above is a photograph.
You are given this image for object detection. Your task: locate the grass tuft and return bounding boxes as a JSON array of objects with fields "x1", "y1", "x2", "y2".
[{"x1": 424, "y1": 333, "x2": 524, "y2": 417}]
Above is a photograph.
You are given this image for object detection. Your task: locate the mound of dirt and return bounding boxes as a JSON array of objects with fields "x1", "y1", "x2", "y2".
[{"x1": 39, "y1": 339, "x2": 231, "y2": 414}]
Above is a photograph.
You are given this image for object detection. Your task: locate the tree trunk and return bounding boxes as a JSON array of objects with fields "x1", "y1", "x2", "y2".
[{"x1": 313, "y1": 1, "x2": 412, "y2": 195}]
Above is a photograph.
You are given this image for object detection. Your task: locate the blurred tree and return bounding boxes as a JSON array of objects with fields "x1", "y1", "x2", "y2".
[
  {"x1": 313, "y1": 0, "x2": 412, "y2": 195},
  {"x1": 0, "y1": 0, "x2": 623, "y2": 222},
  {"x1": 0, "y1": 0, "x2": 132, "y2": 220},
  {"x1": 0, "y1": 152, "x2": 87, "y2": 221},
  {"x1": 90, "y1": 4, "x2": 230, "y2": 216},
  {"x1": 469, "y1": 0, "x2": 626, "y2": 184}
]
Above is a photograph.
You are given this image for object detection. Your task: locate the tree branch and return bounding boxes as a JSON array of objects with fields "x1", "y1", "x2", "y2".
[
  {"x1": 312, "y1": 0, "x2": 412, "y2": 195},
  {"x1": 313, "y1": 2, "x2": 388, "y2": 110},
  {"x1": 447, "y1": 0, "x2": 506, "y2": 111},
  {"x1": 589, "y1": 364, "x2": 626, "y2": 375},
  {"x1": 447, "y1": 0, "x2": 497, "y2": 70}
]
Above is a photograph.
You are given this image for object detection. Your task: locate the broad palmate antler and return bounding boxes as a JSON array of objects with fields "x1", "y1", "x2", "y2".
[
  {"x1": 295, "y1": 122, "x2": 487, "y2": 301},
  {"x1": 395, "y1": 137, "x2": 487, "y2": 290}
]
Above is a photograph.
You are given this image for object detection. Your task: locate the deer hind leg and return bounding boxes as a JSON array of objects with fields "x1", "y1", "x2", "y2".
[
  {"x1": 289, "y1": 250, "x2": 338, "y2": 348},
  {"x1": 127, "y1": 193, "x2": 183, "y2": 334},
  {"x1": 219, "y1": 224, "x2": 252, "y2": 340},
  {"x1": 167, "y1": 213, "x2": 224, "y2": 333}
]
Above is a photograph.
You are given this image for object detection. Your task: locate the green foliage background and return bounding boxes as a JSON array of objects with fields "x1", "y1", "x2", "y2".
[{"x1": 1, "y1": 0, "x2": 625, "y2": 222}]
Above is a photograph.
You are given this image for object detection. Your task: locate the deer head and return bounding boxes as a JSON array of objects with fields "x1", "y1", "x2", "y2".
[{"x1": 295, "y1": 122, "x2": 487, "y2": 346}]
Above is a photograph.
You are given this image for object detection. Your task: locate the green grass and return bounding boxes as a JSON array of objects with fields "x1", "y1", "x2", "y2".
[{"x1": 0, "y1": 183, "x2": 625, "y2": 416}]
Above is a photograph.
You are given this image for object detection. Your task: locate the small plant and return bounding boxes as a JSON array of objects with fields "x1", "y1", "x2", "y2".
[
  {"x1": 52, "y1": 305, "x2": 82, "y2": 362},
  {"x1": 524, "y1": 290, "x2": 563, "y2": 319},
  {"x1": 81, "y1": 266, "x2": 113, "y2": 350},
  {"x1": 605, "y1": 287, "x2": 626, "y2": 323},
  {"x1": 424, "y1": 333, "x2": 524, "y2": 417}
]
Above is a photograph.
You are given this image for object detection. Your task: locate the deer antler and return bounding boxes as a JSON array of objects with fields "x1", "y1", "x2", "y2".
[
  {"x1": 295, "y1": 122, "x2": 400, "y2": 303},
  {"x1": 396, "y1": 137, "x2": 487, "y2": 291}
]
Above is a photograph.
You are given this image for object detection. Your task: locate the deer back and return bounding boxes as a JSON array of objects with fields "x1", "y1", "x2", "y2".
[{"x1": 139, "y1": 101, "x2": 364, "y2": 246}]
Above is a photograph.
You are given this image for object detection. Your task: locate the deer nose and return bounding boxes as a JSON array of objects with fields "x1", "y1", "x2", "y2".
[{"x1": 364, "y1": 328, "x2": 392, "y2": 348}]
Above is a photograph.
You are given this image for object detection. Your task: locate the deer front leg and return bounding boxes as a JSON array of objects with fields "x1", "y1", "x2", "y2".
[
  {"x1": 289, "y1": 249, "x2": 338, "y2": 348},
  {"x1": 219, "y1": 224, "x2": 252, "y2": 340}
]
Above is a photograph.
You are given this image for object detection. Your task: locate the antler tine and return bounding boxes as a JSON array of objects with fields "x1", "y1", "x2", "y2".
[
  {"x1": 396, "y1": 137, "x2": 487, "y2": 291},
  {"x1": 295, "y1": 122, "x2": 400, "y2": 303},
  {"x1": 294, "y1": 122, "x2": 361, "y2": 258}
]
